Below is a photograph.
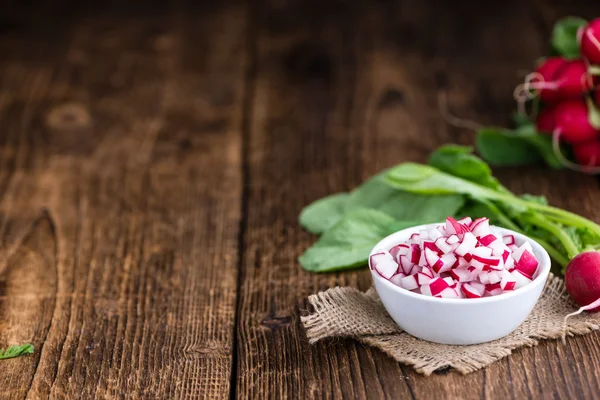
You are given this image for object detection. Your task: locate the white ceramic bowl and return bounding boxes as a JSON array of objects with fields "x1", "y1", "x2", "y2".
[{"x1": 369, "y1": 223, "x2": 551, "y2": 345}]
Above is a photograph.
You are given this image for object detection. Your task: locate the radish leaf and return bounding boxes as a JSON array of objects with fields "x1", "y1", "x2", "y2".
[
  {"x1": 0, "y1": 343, "x2": 34, "y2": 360},
  {"x1": 551, "y1": 16, "x2": 587, "y2": 59},
  {"x1": 299, "y1": 193, "x2": 349, "y2": 234},
  {"x1": 298, "y1": 208, "x2": 422, "y2": 272}
]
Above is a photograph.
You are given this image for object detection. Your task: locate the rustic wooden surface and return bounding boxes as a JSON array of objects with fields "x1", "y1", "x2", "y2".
[{"x1": 1, "y1": 0, "x2": 600, "y2": 399}]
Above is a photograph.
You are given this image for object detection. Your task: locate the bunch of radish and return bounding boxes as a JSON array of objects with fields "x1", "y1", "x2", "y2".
[
  {"x1": 522, "y1": 18, "x2": 600, "y2": 169},
  {"x1": 370, "y1": 217, "x2": 540, "y2": 299}
]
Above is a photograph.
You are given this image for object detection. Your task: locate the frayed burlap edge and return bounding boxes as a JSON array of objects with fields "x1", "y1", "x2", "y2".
[{"x1": 301, "y1": 274, "x2": 600, "y2": 375}]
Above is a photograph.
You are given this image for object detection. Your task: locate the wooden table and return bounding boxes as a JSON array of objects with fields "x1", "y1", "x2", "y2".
[{"x1": 2, "y1": 0, "x2": 600, "y2": 398}]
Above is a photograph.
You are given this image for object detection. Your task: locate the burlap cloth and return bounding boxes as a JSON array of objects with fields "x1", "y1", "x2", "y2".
[{"x1": 301, "y1": 274, "x2": 600, "y2": 375}]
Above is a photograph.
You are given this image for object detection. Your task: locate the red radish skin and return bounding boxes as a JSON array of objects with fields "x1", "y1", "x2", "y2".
[
  {"x1": 536, "y1": 106, "x2": 557, "y2": 134},
  {"x1": 529, "y1": 57, "x2": 568, "y2": 103},
  {"x1": 553, "y1": 99, "x2": 599, "y2": 144},
  {"x1": 580, "y1": 19, "x2": 600, "y2": 65},
  {"x1": 573, "y1": 140, "x2": 600, "y2": 167},
  {"x1": 565, "y1": 252, "x2": 600, "y2": 311},
  {"x1": 551, "y1": 60, "x2": 593, "y2": 99}
]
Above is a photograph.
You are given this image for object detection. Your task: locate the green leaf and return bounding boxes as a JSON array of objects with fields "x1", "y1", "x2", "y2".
[
  {"x1": 476, "y1": 126, "x2": 563, "y2": 169},
  {"x1": 551, "y1": 16, "x2": 587, "y2": 59},
  {"x1": 520, "y1": 194, "x2": 549, "y2": 205},
  {"x1": 0, "y1": 343, "x2": 34, "y2": 360},
  {"x1": 428, "y1": 144, "x2": 504, "y2": 190},
  {"x1": 585, "y1": 96, "x2": 600, "y2": 129},
  {"x1": 298, "y1": 208, "x2": 422, "y2": 272},
  {"x1": 512, "y1": 112, "x2": 532, "y2": 128},
  {"x1": 300, "y1": 172, "x2": 466, "y2": 234},
  {"x1": 299, "y1": 193, "x2": 349, "y2": 234}
]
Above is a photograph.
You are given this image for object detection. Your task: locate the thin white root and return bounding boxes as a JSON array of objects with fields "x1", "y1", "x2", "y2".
[
  {"x1": 552, "y1": 129, "x2": 600, "y2": 174},
  {"x1": 437, "y1": 91, "x2": 483, "y2": 131},
  {"x1": 587, "y1": 29, "x2": 600, "y2": 54},
  {"x1": 562, "y1": 296, "x2": 600, "y2": 343}
]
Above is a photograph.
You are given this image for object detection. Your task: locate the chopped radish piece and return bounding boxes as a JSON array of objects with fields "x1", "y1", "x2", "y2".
[
  {"x1": 511, "y1": 269, "x2": 533, "y2": 289},
  {"x1": 470, "y1": 217, "x2": 490, "y2": 236},
  {"x1": 389, "y1": 244, "x2": 410, "y2": 260},
  {"x1": 410, "y1": 244, "x2": 421, "y2": 264},
  {"x1": 398, "y1": 255, "x2": 414, "y2": 275},
  {"x1": 389, "y1": 273, "x2": 406, "y2": 287},
  {"x1": 455, "y1": 232, "x2": 477, "y2": 256},
  {"x1": 417, "y1": 272, "x2": 433, "y2": 285},
  {"x1": 437, "y1": 253, "x2": 457, "y2": 273},
  {"x1": 472, "y1": 246, "x2": 493, "y2": 258},
  {"x1": 428, "y1": 228, "x2": 443, "y2": 240},
  {"x1": 457, "y1": 217, "x2": 473, "y2": 226},
  {"x1": 479, "y1": 272, "x2": 491, "y2": 285},
  {"x1": 410, "y1": 233, "x2": 420, "y2": 242},
  {"x1": 446, "y1": 235, "x2": 460, "y2": 245},
  {"x1": 370, "y1": 252, "x2": 398, "y2": 278},
  {"x1": 512, "y1": 242, "x2": 533, "y2": 262},
  {"x1": 420, "y1": 266, "x2": 434, "y2": 278},
  {"x1": 442, "y1": 276, "x2": 455, "y2": 286},
  {"x1": 445, "y1": 217, "x2": 462, "y2": 235},
  {"x1": 450, "y1": 268, "x2": 474, "y2": 282},
  {"x1": 429, "y1": 277, "x2": 450, "y2": 296},
  {"x1": 440, "y1": 287, "x2": 459, "y2": 298},
  {"x1": 420, "y1": 284, "x2": 432, "y2": 296},
  {"x1": 488, "y1": 271, "x2": 502, "y2": 284},
  {"x1": 515, "y1": 249, "x2": 538, "y2": 278},
  {"x1": 508, "y1": 244, "x2": 518, "y2": 252},
  {"x1": 471, "y1": 254, "x2": 500, "y2": 266},
  {"x1": 400, "y1": 275, "x2": 419, "y2": 290},
  {"x1": 409, "y1": 265, "x2": 420, "y2": 275},
  {"x1": 504, "y1": 255, "x2": 515, "y2": 270},
  {"x1": 425, "y1": 248, "x2": 440, "y2": 268},
  {"x1": 502, "y1": 235, "x2": 515, "y2": 245},
  {"x1": 435, "y1": 237, "x2": 453, "y2": 253},
  {"x1": 461, "y1": 283, "x2": 483, "y2": 298},
  {"x1": 479, "y1": 234, "x2": 497, "y2": 246},
  {"x1": 423, "y1": 241, "x2": 441, "y2": 254}
]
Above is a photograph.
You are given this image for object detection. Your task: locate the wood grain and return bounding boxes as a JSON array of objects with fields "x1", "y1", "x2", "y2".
[
  {"x1": 0, "y1": 2, "x2": 246, "y2": 399},
  {"x1": 235, "y1": 0, "x2": 600, "y2": 399}
]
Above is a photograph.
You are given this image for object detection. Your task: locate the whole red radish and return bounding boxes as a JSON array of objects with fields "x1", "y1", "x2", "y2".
[
  {"x1": 580, "y1": 18, "x2": 600, "y2": 65},
  {"x1": 531, "y1": 57, "x2": 567, "y2": 103},
  {"x1": 552, "y1": 60, "x2": 593, "y2": 98},
  {"x1": 535, "y1": 105, "x2": 556, "y2": 134},
  {"x1": 553, "y1": 99, "x2": 599, "y2": 143},
  {"x1": 573, "y1": 140, "x2": 600, "y2": 166},
  {"x1": 565, "y1": 252, "x2": 600, "y2": 311}
]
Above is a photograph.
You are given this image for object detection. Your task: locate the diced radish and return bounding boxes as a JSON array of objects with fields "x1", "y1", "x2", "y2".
[
  {"x1": 502, "y1": 235, "x2": 515, "y2": 245},
  {"x1": 471, "y1": 254, "x2": 500, "y2": 266},
  {"x1": 450, "y1": 268, "x2": 473, "y2": 282},
  {"x1": 472, "y1": 246, "x2": 493, "y2": 258},
  {"x1": 417, "y1": 272, "x2": 433, "y2": 285},
  {"x1": 458, "y1": 257, "x2": 470, "y2": 268},
  {"x1": 486, "y1": 288, "x2": 504, "y2": 296},
  {"x1": 425, "y1": 248, "x2": 440, "y2": 268},
  {"x1": 508, "y1": 244, "x2": 519, "y2": 252},
  {"x1": 446, "y1": 234, "x2": 459, "y2": 245},
  {"x1": 440, "y1": 287, "x2": 460, "y2": 298},
  {"x1": 389, "y1": 273, "x2": 406, "y2": 287},
  {"x1": 420, "y1": 284, "x2": 432, "y2": 296},
  {"x1": 479, "y1": 234, "x2": 497, "y2": 246},
  {"x1": 485, "y1": 283, "x2": 502, "y2": 291},
  {"x1": 370, "y1": 252, "x2": 398, "y2": 278},
  {"x1": 429, "y1": 277, "x2": 450, "y2": 296},
  {"x1": 461, "y1": 283, "x2": 483, "y2": 298},
  {"x1": 443, "y1": 276, "x2": 455, "y2": 286},
  {"x1": 504, "y1": 255, "x2": 515, "y2": 270},
  {"x1": 418, "y1": 251, "x2": 426, "y2": 267},
  {"x1": 488, "y1": 271, "x2": 502, "y2": 284},
  {"x1": 435, "y1": 253, "x2": 456, "y2": 274},
  {"x1": 389, "y1": 244, "x2": 409, "y2": 261},
  {"x1": 435, "y1": 237, "x2": 453, "y2": 254},
  {"x1": 437, "y1": 226, "x2": 447, "y2": 235},
  {"x1": 428, "y1": 227, "x2": 443, "y2": 240},
  {"x1": 512, "y1": 242, "x2": 533, "y2": 262},
  {"x1": 511, "y1": 269, "x2": 533, "y2": 289},
  {"x1": 503, "y1": 281, "x2": 516, "y2": 290},
  {"x1": 515, "y1": 249, "x2": 538, "y2": 278},
  {"x1": 423, "y1": 241, "x2": 441, "y2": 254},
  {"x1": 469, "y1": 281, "x2": 485, "y2": 294},
  {"x1": 410, "y1": 233, "x2": 420, "y2": 242},
  {"x1": 479, "y1": 272, "x2": 491, "y2": 285},
  {"x1": 457, "y1": 217, "x2": 473, "y2": 226},
  {"x1": 500, "y1": 269, "x2": 516, "y2": 290},
  {"x1": 421, "y1": 266, "x2": 434, "y2": 278},
  {"x1": 445, "y1": 217, "x2": 462, "y2": 235},
  {"x1": 410, "y1": 244, "x2": 420, "y2": 264},
  {"x1": 502, "y1": 250, "x2": 510, "y2": 263},
  {"x1": 399, "y1": 255, "x2": 414, "y2": 275},
  {"x1": 455, "y1": 232, "x2": 477, "y2": 256},
  {"x1": 409, "y1": 264, "x2": 420, "y2": 276},
  {"x1": 418, "y1": 229, "x2": 431, "y2": 240},
  {"x1": 400, "y1": 275, "x2": 419, "y2": 291},
  {"x1": 470, "y1": 217, "x2": 490, "y2": 237},
  {"x1": 489, "y1": 240, "x2": 509, "y2": 256}
]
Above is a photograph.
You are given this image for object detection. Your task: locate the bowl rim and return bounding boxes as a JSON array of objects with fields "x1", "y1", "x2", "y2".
[{"x1": 369, "y1": 222, "x2": 551, "y2": 304}]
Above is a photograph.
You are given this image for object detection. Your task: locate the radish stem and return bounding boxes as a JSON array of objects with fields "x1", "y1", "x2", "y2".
[{"x1": 523, "y1": 213, "x2": 580, "y2": 259}]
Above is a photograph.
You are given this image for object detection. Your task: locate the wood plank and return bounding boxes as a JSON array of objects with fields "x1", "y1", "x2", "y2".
[
  {"x1": 238, "y1": 0, "x2": 600, "y2": 399},
  {"x1": 0, "y1": 3, "x2": 246, "y2": 398}
]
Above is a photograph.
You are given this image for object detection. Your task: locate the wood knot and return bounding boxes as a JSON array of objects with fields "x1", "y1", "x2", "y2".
[
  {"x1": 46, "y1": 103, "x2": 91, "y2": 130},
  {"x1": 378, "y1": 88, "x2": 406, "y2": 109},
  {"x1": 260, "y1": 314, "x2": 292, "y2": 330}
]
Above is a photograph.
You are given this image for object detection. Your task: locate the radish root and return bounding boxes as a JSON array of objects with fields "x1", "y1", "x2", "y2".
[
  {"x1": 552, "y1": 129, "x2": 600, "y2": 174},
  {"x1": 562, "y1": 297, "x2": 600, "y2": 343},
  {"x1": 437, "y1": 91, "x2": 483, "y2": 131},
  {"x1": 587, "y1": 29, "x2": 600, "y2": 55}
]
